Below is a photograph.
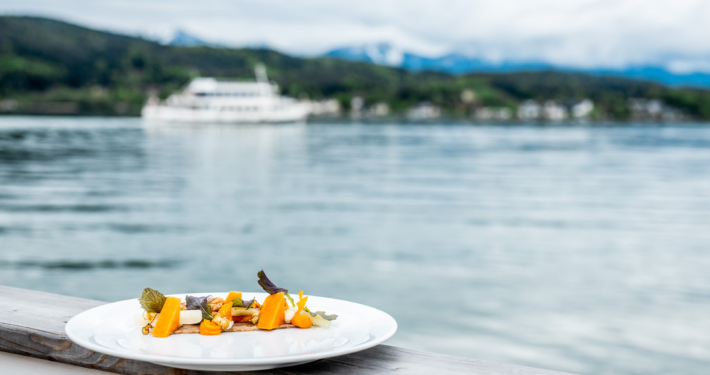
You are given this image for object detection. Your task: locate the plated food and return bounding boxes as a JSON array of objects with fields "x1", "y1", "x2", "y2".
[
  {"x1": 134, "y1": 270, "x2": 337, "y2": 338},
  {"x1": 66, "y1": 277, "x2": 396, "y2": 371}
]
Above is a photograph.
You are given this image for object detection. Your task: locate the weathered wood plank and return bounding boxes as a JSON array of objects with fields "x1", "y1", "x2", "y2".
[
  {"x1": 0, "y1": 285, "x2": 575, "y2": 375},
  {"x1": 0, "y1": 351, "x2": 109, "y2": 374}
]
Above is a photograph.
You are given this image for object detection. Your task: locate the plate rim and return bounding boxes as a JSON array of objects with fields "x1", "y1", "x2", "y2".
[{"x1": 65, "y1": 292, "x2": 398, "y2": 366}]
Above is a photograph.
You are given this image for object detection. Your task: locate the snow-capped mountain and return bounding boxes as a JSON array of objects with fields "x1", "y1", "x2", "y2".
[
  {"x1": 324, "y1": 43, "x2": 556, "y2": 73},
  {"x1": 324, "y1": 43, "x2": 406, "y2": 67},
  {"x1": 324, "y1": 43, "x2": 710, "y2": 88},
  {"x1": 168, "y1": 30, "x2": 213, "y2": 47}
]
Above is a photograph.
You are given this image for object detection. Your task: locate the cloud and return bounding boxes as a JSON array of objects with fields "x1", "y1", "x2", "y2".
[{"x1": 2, "y1": 0, "x2": 709, "y2": 69}]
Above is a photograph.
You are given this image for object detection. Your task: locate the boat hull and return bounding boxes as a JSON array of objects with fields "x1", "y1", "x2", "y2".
[{"x1": 141, "y1": 105, "x2": 309, "y2": 124}]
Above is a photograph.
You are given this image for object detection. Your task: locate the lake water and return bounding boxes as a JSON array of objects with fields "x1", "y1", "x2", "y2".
[{"x1": 1, "y1": 117, "x2": 709, "y2": 374}]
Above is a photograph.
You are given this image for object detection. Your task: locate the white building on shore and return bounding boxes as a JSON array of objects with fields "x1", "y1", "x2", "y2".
[
  {"x1": 305, "y1": 99, "x2": 341, "y2": 117},
  {"x1": 543, "y1": 101, "x2": 567, "y2": 120},
  {"x1": 407, "y1": 102, "x2": 441, "y2": 120},
  {"x1": 475, "y1": 107, "x2": 512, "y2": 121},
  {"x1": 517, "y1": 100, "x2": 541, "y2": 120},
  {"x1": 571, "y1": 99, "x2": 594, "y2": 119}
]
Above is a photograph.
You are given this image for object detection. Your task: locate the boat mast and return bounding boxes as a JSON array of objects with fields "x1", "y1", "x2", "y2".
[
  {"x1": 255, "y1": 63, "x2": 268, "y2": 83},
  {"x1": 254, "y1": 63, "x2": 272, "y2": 100}
]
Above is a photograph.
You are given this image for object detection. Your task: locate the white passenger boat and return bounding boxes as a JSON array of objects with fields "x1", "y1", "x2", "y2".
[{"x1": 142, "y1": 64, "x2": 309, "y2": 123}]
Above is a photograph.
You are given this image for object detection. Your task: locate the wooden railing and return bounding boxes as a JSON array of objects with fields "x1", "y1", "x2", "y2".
[{"x1": 0, "y1": 286, "x2": 574, "y2": 374}]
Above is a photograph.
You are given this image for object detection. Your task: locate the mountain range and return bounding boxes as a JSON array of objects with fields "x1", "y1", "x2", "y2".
[
  {"x1": 2, "y1": 16, "x2": 710, "y2": 119},
  {"x1": 164, "y1": 31, "x2": 710, "y2": 89},
  {"x1": 324, "y1": 43, "x2": 710, "y2": 89},
  {"x1": 169, "y1": 30, "x2": 211, "y2": 47}
]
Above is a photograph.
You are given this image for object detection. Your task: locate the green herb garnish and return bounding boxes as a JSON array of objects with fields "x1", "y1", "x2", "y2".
[
  {"x1": 285, "y1": 292, "x2": 296, "y2": 307},
  {"x1": 233, "y1": 297, "x2": 255, "y2": 309},
  {"x1": 310, "y1": 311, "x2": 338, "y2": 321},
  {"x1": 138, "y1": 288, "x2": 166, "y2": 313}
]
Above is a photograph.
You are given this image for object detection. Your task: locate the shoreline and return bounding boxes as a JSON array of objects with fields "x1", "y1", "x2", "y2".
[{"x1": 2, "y1": 113, "x2": 710, "y2": 126}]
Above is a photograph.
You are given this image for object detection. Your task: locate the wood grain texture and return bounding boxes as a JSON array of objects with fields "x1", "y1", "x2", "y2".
[
  {"x1": 0, "y1": 285, "x2": 575, "y2": 375},
  {"x1": 0, "y1": 351, "x2": 108, "y2": 374}
]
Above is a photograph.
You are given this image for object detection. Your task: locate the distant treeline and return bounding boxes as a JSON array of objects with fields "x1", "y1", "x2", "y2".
[{"x1": 2, "y1": 16, "x2": 710, "y2": 119}]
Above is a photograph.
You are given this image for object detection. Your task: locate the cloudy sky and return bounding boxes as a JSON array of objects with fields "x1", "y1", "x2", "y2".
[{"x1": 2, "y1": 0, "x2": 710, "y2": 72}]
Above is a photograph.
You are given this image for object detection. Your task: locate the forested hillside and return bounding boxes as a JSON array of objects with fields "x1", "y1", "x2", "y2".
[{"x1": 1, "y1": 16, "x2": 710, "y2": 119}]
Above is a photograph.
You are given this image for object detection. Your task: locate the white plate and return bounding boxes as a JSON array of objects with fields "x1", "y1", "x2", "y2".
[{"x1": 65, "y1": 292, "x2": 397, "y2": 372}]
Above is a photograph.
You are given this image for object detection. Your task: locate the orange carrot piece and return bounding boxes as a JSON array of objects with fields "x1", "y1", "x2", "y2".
[
  {"x1": 257, "y1": 292, "x2": 285, "y2": 330},
  {"x1": 218, "y1": 302, "x2": 233, "y2": 321},
  {"x1": 152, "y1": 297, "x2": 181, "y2": 338},
  {"x1": 296, "y1": 296, "x2": 308, "y2": 313},
  {"x1": 199, "y1": 319, "x2": 222, "y2": 335},
  {"x1": 291, "y1": 313, "x2": 312, "y2": 329}
]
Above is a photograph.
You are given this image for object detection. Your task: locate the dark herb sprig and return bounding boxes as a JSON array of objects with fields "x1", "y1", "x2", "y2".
[
  {"x1": 257, "y1": 270, "x2": 288, "y2": 295},
  {"x1": 185, "y1": 295, "x2": 213, "y2": 321}
]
